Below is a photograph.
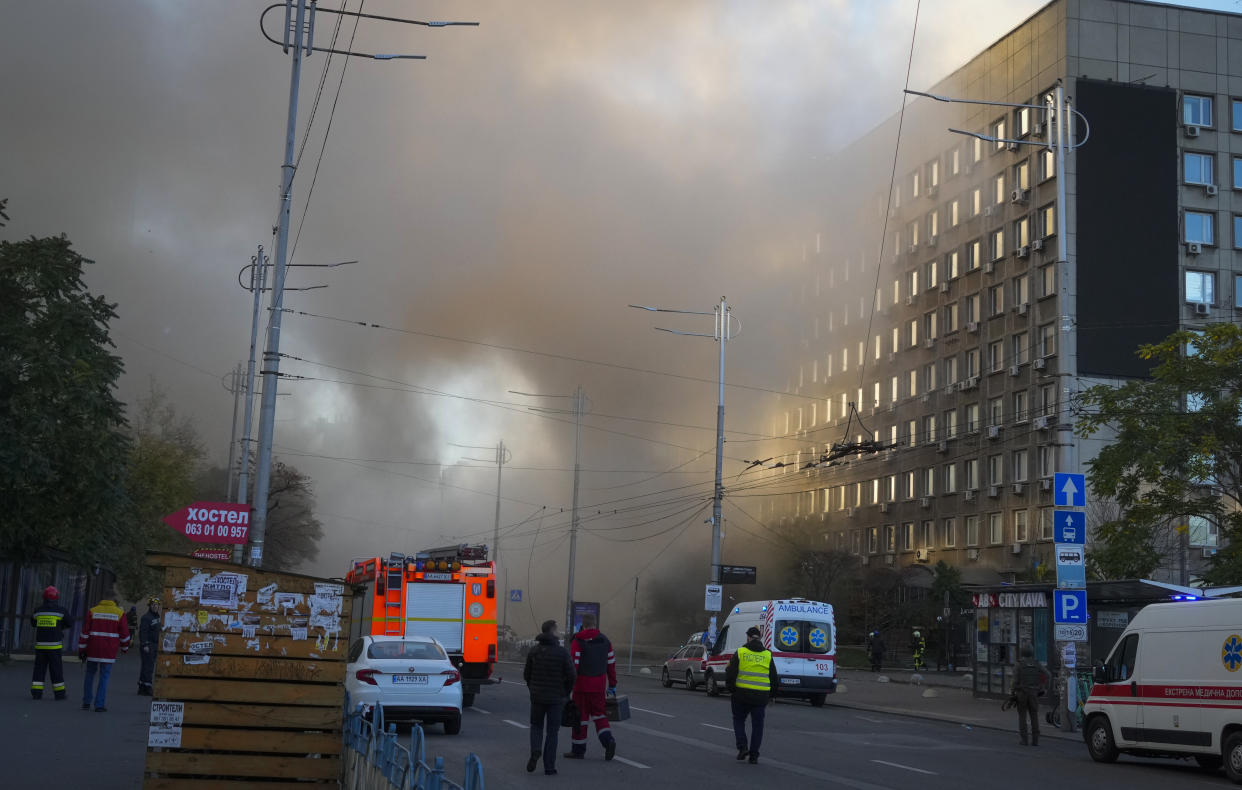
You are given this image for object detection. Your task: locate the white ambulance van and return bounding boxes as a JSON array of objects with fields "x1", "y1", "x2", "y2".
[
  {"x1": 1082, "y1": 598, "x2": 1242, "y2": 783},
  {"x1": 703, "y1": 599, "x2": 837, "y2": 707}
]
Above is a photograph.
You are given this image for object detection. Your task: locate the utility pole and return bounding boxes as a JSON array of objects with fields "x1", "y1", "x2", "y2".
[
  {"x1": 492, "y1": 440, "x2": 507, "y2": 634},
  {"x1": 234, "y1": 249, "x2": 267, "y2": 564},
  {"x1": 628, "y1": 576, "x2": 639, "y2": 675},
  {"x1": 565, "y1": 386, "x2": 584, "y2": 635},
  {"x1": 224, "y1": 364, "x2": 244, "y2": 501}
]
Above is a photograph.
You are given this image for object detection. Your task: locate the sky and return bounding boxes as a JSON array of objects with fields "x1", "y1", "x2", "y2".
[{"x1": 3, "y1": 0, "x2": 1234, "y2": 634}]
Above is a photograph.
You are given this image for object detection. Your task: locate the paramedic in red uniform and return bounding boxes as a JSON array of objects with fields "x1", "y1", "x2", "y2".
[{"x1": 564, "y1": 613, "x2": 618, "y2": 761}]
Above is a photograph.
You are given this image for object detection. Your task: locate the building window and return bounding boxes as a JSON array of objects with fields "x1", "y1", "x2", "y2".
[
  {"x1": 1185, "y1": 152, "x2": 1215, "y2": 185},
  {"x1": 992, "y1": 118, "x2": 1007, "y2": 151},
  {"x1": 945, "y1": 302, "x2": 959, "y2": 332},
  {"x1": 972, "y1": 137, "x2": 983, "y2": 164},
  {"x1": 989, "y1": 284, "x2": 1004, "y2": 315},
  {"x1": 965, "y1": 348, "x2": 980, "y2": 378},
  {"x1": 1234, "y1": 216, "x2": 1242, "y2": 249},
  {"x1": 949, "y1": 199, "x2": 960, "y2": 227},
  {"x1": 924, "y1": 361, "x2": 938, "y2": 390},
  {"x1": 867, "y1": 527, "x2": 879, "y2": 554},
  {"x1": 1040, "y1": 384, "x2": 1056, "y2": 418},
  {"x1": 1039, "y1": 323, "x2": 1056, "y2": 357},
  {"x1": 1014, "y1": 160, "x2": 1030, "y2": 191},
  {"x1": 1186, "y1": 270, "x2": 1215, "y2": 304},
  {"x1": 989, "y1": 341, "x2": 1004, "y2": 373},
  {"x1": 911, "y1": 170, "x2": 921, "y2": 199},
  {"x1": 990, "y1": 228, "x2": 1005, "y2": 260},
  {"x1": 1016, "y1": 106, "x2": 1031, "y2": 137},
  {"x1": 1232, "y1": 99, "x2": 1242, "y2": 132},
  {"x1": 988, "y1": 396, "x2": 1004, "y2": 427},
  {"x1": 920, "y1": 520, "x2": 934, "y2": 548},
  {"x1": 946, "y1": 250, "x2": 960, "y2": 279},
  {"x1": 945, "y1": 408, "x2": 958, "y2": 438},
  {"x1": 945, "y1": 356, "x2": 959, "y2": 385},
  {"x1": 928, "y1": 210, "x2": 939, "y2": 239},
  {"x1": 1039, "y1": 203, "x2": 1056, "y2": 237},
  {"x1": 885, "y1": 524, "x2": 896, "y2": 553},
  {"x1": 1039, "y1": 508, "x2": 1053, "y2": 541},
  {"x1": 1014, "y1": 274, "x2": 1029, "y2": 305},
  {"x1": 1185, "y1": 211, "x2": 1215, "y2": 244},
  {"x1": 852, "y1": 529, "x2": 862, "y2": 554},
  {"x1": 909, "y1": 319, "x2": 919, "y2": 347},
  {"x1": 906, "y1": 418, "x2": 917, "y2": 446},
  {"x1": 970, "y1": 187, "x2": 982, "y2": 217},
  {"x1": 1014, "y1": 390, "x2": 1029, "y2": 422},
  {"x1": 903, "y1": 471, "x2": 915, "y2": 500},
  {"x1": 943, "y1": 518, "x2": 957, "y2": 548},
  {"x1": 950, "y1": 147, "x2": 961, "y2": 176},
  {"x1": 1233, "y1": 157, "x2": 1242, "y2": 189},
  {"x1": 886, "y1": 475, "x2": 897, "y2": 502},
  {"x1": 966, "y1": 515, "x2": 980, "y2": 546},
  {"x1": 1039, "y1": 148, "x2": 1055, "y2": 181},
  {"x1": 944, "y1": 463, "x2": 957, "y2": 493},
  {"x1": 921, "y1": 466, "x2": 935, "y2": 495},
  {"x1": 988, "y1": 512, "x2": 1004, "y2": 544},
  {"x1": 1040, "y1": 264, "x2": 1056, "y2": 298},
  {"x1": 1014, "y1": 509, "x2": 1029, "y2": 542},
  {"x1": 988, "y1": 454, "x2": 1004, "y2": 485},
  {"x1": 967, "y1": 239, "x2": 982, "y2": 270},
  {"x1": 925, "y1": 312, "x2": 938, "y2": 340},
  {"x1": 1014, "y1": 449, "x2": 1029, "y2": 482},
  {"x1": 923, "y1": 414, "x2": 938, "y2": 444},
  {"x1": 928, "y1": 260, "x2": 938, "y2": 289},
  {"x1": 1015, "y1": 217, "x2": 1030, "y2": 248},
  {"x1": 1184, "y1": 94, "x2": 1213, "y2": 127},
  {"x1": 1038, "y1": 445, "x2": 1054, "y2": 478},
  {"x1": 965, "y1": 458, "x2": 979, "y2": 489},
  {"x1": 993, "y1": 173, "x2": 1006, "y2": 205},
  {"x1": 1237, "y1": 274, "x2": 1242, "y2": 308},
  {"x1": 1010, "y1": 333, "x2": 1028, "y2": 367}
]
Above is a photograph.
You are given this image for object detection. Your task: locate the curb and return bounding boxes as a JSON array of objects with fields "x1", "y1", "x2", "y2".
[{"x1": 826, "y1": 697, "x2": 1083, "y2": 743}]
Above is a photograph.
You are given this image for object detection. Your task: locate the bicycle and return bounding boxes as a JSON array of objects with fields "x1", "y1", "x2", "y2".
[{"x1": 1044, "y1": 670, "x2": 1095, "y2": 729}]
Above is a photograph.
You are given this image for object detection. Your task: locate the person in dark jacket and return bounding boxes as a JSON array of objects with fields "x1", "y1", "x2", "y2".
[
  {"x1": 565, "y1": 613, "x2": 618, "y2": 761},
  {"x1": 137, "y1": 596, "x2": 161, "y2": 696},
  {"x1": 868, "y1": 631, "x2": 886, "y2": 672},
  {"x1": 524, "y1": 620, "x2": 575, "y2": 775},
  {"x1": 725, "y1": 626, "x2": 779, "y2": 764},
  {"x1": 1013, "y1": 644, "x2": 1050, "y2": 745},
  {"x1": 30, "y1": 586, "x2": 72, "y2": 700}
]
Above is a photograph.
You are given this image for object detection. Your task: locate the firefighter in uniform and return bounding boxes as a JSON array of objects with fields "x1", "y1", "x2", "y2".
[
  {"x1": 30, "y1": 586, "x2": 72, "y2": 700},
  {"x1": 137, "y1": 596, "x2": 161, "y2": 696},
  {"x1": 725, "y1": 626, "x2": 780, "y2": 764}
]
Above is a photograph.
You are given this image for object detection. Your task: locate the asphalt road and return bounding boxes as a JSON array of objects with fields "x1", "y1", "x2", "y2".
[{"x1": 418, "y1": 665, "x2": 1233, "y2": 790}]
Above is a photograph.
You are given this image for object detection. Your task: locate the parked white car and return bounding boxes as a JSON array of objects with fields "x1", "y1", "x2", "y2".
[{"x1": 346, "y1": 635, "x2": 463, "y2": 734}]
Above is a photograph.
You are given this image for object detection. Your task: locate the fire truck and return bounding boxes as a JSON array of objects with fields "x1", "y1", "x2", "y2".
[{"x1": 346, "y1": 544, "x2": 498, "y2": 706}]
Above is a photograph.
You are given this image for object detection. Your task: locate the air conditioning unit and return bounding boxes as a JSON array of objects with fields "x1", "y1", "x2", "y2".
[
  {"x1": 1011, "y1": 542, "x2": 1023, "y2": 555},
  {"x1": 984, "y1": 261, "x2": 994, "y2": 274},
  {"x1": 927, "y1": 184, "x2": 939, "y2": 198},
  {"x1": 845, "y1": 507, "x2": 855, "y2": 517},
  {"x1": 1203, "y1": 547, "x2": 1219, "y2": 559},
  {"x1": 924, "y1": 338, "x2": 936, "y2": 349},
  {"x1": 1017, "y1": 303, "x2": 1029, "y2": 316},
  {"x1": 1033, "y1": 416, "x2": 1049, "y2": 431},
  {"x1": 1033, "y1": 358, "x2": 1047, "y2": 371},
  {"x1": 888, "y1": 352, "x2": 896, "y2": 363},
  {"x1": 1010, "y1": 189, "x2": 1029, "y2": 205},
  {"x1": 1184, "y1": 125, "x2": 1201, "y2": 138},
  {"x1": 908, "y1": 244, "x2": 919, "y2": 255},
  {"x1": 983, "y1": 205, "x2": 996, "y2": 217},
  {"x1": 888, "y1": 402, "x2": 897, "y2": 413},
  {"x1": 988, "y1": 485, "x2": 1001, "y2": 498},
  {"x1": 921, "y1": 497, "x2": 932, "y2": 508},
  {"x1": 1006, "y1": 141, "x2": 1020, "y2": 151},
  {"x1": 1032, "y1": 238, "x2": 1044, "y2": 252},
  {"x1": 927, "y1": 235, "x2": 939, "y2": 248},
  {"x1": 1187, "y1": 242, "x2": 1202, "y2": 255},
  {"x1": 1012, "y1": 483, "x2": 1025, "y2": 496},
  {"x1": 885, "y1": 554, "x2": 896, "y2": 565},
  {"x1": 940, "y1": 281, "x2": 950, "y2": 293},
  {"x1": 906, "y1": 295, "x2": 916, "y2": 306},
  {"x1": 1040, "y1": 477, "x2": 1053, "y2": 491},
  {"x1": 1205, "y1": 183, "x2": 1219, "y2": 196},
  {"x1": 962, "y1": 376, "x2": 979, "y2": 390},
  {"x1": 1194, "y1": 302, "x2": 1211, "y2": 316},
  {"x1": 965, "y1": 490, "x2": 977, "y2": 502},
  {"x1": 921, "y1": 393, "x2": 930, "y2": 404},
  {"x1": 879, "y1": 502, "x2": 890, "y2": 513},
  {"x1": 1032, "y1": 122, "x2": 1045, "y2": 136},
  {"x1": 988, "y1": 425, "x2": 1000, "y2": 439},
  {"x1": 1009, "y1": 366, "x2": 1021, "y2": 377},
  {"x1": 915, "y1": 548, "x2": 931, "y2": 562},
  {"x1": 1015, "y1": 245, "x2": 1030, "y2": 258},
  {"x1": 935, "y1": 441, "x2": 948, "y2": 454},
  {"x1": 943, "y1": 385, "x2": 955, "y2": 397},
  {"x1": 967, "y1": 548, "x2": 980, "y2": 560},
  {"x1": 967, "y1": 322, "x2": 980, "y2": 334}
]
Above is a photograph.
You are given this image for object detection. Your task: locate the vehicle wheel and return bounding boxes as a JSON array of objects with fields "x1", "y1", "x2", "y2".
[
  {"x1": 686, "y1": 671, "x2": 697, "y2": 691},
  {"x1": 444, "y1": 714, "x2": 462, "y2": 735},
  {"x1": 1225, "y1": 732, "x2": 1242, "y2": 784},
  {"x1": 1195, "y1": 755, "x2": 1222, "y2": 773},
  {"x1": 462, "y1": 693, "x2": 475, "y2": 708},
  {"x1": 1085, "y1": 716, "x2": 1119, "y2": 764},
  {"x1": 706, "y1": 673, "x2": 722, "y2": 697},
  {"x1": 809, "y1": 693, "x2": 827, "y2": 708},
  {"x1": 661, "y1": 668, "x2": 673, "y2": 688}
]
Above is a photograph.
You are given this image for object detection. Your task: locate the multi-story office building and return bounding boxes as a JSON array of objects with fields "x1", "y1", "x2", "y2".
[{"x1": 762, "y1": 0, "x2": 1234, "y2": 584}]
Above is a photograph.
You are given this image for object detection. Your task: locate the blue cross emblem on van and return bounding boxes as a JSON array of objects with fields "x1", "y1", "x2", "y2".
[
  {"x1": 779, "y1": 626, "x2": 799, "y2": 648},
  {"x1": 1222, "y1": 635, "x2": 1242, "y2": 672},
  {"x1": 808, "y1": 628, "x2": 827, "y2": 650}
]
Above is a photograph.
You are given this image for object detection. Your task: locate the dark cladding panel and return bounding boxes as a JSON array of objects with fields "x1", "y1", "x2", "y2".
[{"x1": 1074, "y1": 80, "x2": 1178, "y2": 378}]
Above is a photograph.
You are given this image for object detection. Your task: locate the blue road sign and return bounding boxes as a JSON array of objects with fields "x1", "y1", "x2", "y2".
[
  {"x1": 509, "y1": 589, "x2": 522, "y2": 603},
  {"x1": 1055, "y1": 543, "x2": 1087, "y2": 589},
  {"x1": 1053, "y1": 589, "x2": 1088, "y2": 624},
  {"x1": 1054, "y1": 510, "x2": 1086, "y2": 544},
  {"x1": 1054, "y1": 473, "x2": 1087, "y2": 507}
]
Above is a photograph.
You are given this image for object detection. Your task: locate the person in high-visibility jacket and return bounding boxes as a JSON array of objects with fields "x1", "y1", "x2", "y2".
[
  {"x1": 725, "y1": 626, "x2": 779, "y2": 764},
  {"x1": 78, "y1": 593, "x2": 131, "y2": 712},
  {"x1": 29, "y1": 586, "x2": 72, "y2": 700}
]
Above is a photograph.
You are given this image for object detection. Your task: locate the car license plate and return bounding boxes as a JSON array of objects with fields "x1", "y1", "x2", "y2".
[
  {"x1": 392, "y1": 674, "x2": 429, "y2": 686},
  {"x1": 781, "y1": 678, "x2": 801, "y2": 685}
]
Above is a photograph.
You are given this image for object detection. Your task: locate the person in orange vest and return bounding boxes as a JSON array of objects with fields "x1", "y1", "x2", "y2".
[
  {"x1": 78, "y1": 591, "x2": 131, "y2": 712},
  {"x1": 30, "y1": 586, "x2": 72, "y2": 700}
]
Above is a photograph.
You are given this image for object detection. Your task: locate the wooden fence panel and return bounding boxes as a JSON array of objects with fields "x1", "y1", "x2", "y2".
[{"x1": 142, "y1": 553, "x2": 351, "y2": 787}]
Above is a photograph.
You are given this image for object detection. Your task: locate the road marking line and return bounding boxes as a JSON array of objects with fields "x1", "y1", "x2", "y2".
[
  {"x1": 611, "y1": 756, "x2": 650, "y2": 769},
  {"x1": 870, "y1": 759, "x2": 936, "y2": 775},
  {"x1": 469, "y1": 706, "x2": 492, "y2": 715},
  {"x1": 701, "y1": 723, "x2": 733, "y2": 731},
  {"x1": 503, "y1": 719, "x2": 530, "y2": 729},
  {"x1": 630, "y1": 706, "x2": 674, "y2": 718}
]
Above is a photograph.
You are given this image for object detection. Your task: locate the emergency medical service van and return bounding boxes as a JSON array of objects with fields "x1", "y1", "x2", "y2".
[
  {"x1": 703, "y1": 599, "x2": 837, "y2": 706},
  {"x1": 1082, "y1": 598, "x2": 1242, "y2": 783}
]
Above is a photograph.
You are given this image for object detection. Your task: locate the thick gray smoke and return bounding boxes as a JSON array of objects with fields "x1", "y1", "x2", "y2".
[{"x1": 2, "y1": 0, "x2": 1062, "y2": 636}]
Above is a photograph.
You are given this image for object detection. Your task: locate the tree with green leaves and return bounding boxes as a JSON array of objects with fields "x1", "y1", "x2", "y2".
[
  {"x1": 1076, "y1": 323, "x2": 1242, "y2": 585},
  {"x1": 0, "y1": 233, "x2": 132, "y2": 566}
]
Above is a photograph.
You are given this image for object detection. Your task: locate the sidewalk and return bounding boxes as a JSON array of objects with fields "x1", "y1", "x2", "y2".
[
  {"x1": 0, "y1": 653, "x2": 148, "y2": 788},
  {"x1": 839, "y1": 666, "x2": 975, "y2": 690},
  {"x1": 831, "y1": 669, "x2": 1081, "y2": 743}
]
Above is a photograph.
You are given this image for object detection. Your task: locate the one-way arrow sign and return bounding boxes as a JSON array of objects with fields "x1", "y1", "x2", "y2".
[
  {"x1": 1054, "y1": 473, "x2": 1086, "y2": 507},
  {"x1": 1054, "y1": 510, "x2": 1086, "y2": 544}
]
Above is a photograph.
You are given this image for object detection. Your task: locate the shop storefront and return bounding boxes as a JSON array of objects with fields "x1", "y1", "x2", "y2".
[{"x1": 971, "y1": 588, "x2": 1051, "y2": 697}]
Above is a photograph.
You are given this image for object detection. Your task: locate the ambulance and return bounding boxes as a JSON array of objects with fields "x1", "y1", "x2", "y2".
[
  {"x1": 1082, "y1": 597, "x2": 1242, "y2": 783},
  {"x1": 346, "y1": 545, "x2": 497, "y2": 707},
  {"x1": 703, "y1": 599, "x2": 837, "y2": 707}
]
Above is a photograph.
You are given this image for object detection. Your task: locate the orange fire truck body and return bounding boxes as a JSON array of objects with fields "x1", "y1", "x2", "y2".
[{"x1": 346, "y1": 545, "x2": 497, "y2": 704}]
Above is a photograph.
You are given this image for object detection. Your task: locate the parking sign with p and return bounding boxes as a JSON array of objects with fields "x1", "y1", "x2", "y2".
[{"x1": 1054, "y1": 589, "x2": 1088, "y2": 624}]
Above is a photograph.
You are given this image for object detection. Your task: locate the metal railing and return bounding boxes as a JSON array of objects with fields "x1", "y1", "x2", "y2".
[{"x1": 343, "y1": 704, "x2": 484, "y2": 790}]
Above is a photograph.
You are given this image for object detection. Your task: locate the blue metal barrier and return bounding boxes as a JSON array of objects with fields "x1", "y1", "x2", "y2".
[{"x1": 343, "y1": 703, "x2": 484, "y2": 790}]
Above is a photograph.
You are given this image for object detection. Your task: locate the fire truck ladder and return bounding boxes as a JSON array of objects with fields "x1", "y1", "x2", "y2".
[{"x1": 383, "y1": 562, "x2": 404, "y2": 636}]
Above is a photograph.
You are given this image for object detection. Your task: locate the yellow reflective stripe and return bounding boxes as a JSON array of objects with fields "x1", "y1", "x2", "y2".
[{"x1": 735, "y1": 647, "x2": 772, "y2": 691}]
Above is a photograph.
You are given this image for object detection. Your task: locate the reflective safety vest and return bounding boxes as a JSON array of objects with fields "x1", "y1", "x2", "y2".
[
  {"x1": 734, "y1": 646, "x2": 773, "y2": 692},
  {"x1": 31, "y1": 603, "x2": 71, "y2": 651}
]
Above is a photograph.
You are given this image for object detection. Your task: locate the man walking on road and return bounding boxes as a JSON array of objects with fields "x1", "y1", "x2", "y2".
[
  {"x1": 137, "y1": 596, "x2": 161, "y2": 696},
  {"x1": 29, "y1": 586, "x2": 71, "y2": 700},
  {"x1": 78, "y1": 591, "x2": 130, "y2": 712},
  {"x1": 564, "y1": 613, "x2": 618, "y2": 762},
  {"x1": 726, "y1": 625, "x2": 779, "y2": 764},
  {"x1": 524, "y1": 619, "x2": 575, "y2": 776},
  {"x1": 1013, "y1": 644, "x2": 1050, "y2": 745}
]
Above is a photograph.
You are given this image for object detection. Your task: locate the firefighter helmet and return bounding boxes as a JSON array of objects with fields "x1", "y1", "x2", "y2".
[{"x1": 43, "y1": 586, "x2": 59, "y2": 601}]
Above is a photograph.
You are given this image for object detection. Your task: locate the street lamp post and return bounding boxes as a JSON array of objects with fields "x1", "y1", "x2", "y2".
[
  {"x1": 630, "y1": 299, "x2": 736, "y2": 640},
  {"x1": 906, "y1": 84, "x2": 1089, "y2": 732}
]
